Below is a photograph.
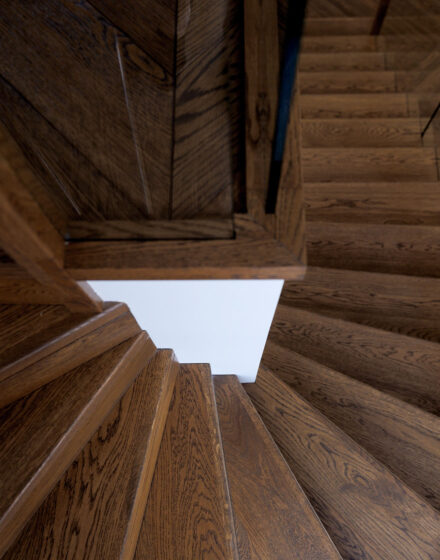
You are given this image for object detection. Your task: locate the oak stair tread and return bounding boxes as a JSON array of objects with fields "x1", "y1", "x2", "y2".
[
  {"x1": 304, "y1": 181, "x2": 440, "y2": 224},
  {"x1": 306, "y1": 221, "x2": 440, "y2": 277},
  {"x1": 214, "y1": 375, "x2": 341, "y2": 560},
  {"x1": 0, "y1": 333, "x2": 155, "y2": 557},
  {"x1": 269, "y1": 304, "x2": 440, "y2": 415},
  {"x1": 301, "y1": 119, "x2": 425, "y2": 148},
  {"x1": 303, "y1": 16, "x2": 440, "y2": 36},
  {"x1": 279, "y1": 266, "x2": 440, "y2": 342},
  {"x1": 302, "y1": 147, "x2": 439, "y2": 183},
  {"x1": 0, "y1": 301, "x2": 141, "y2": 407},
  {"x1": 301, "y1": 93, "x2": 412, "y2": 118},
  {"x1": 299, "y1": 52, "x2": 386, "y2": 72},
  {"x1": 301, "y1": 34, "x2": 440, "y2": 53},
  {"x1": 4, "y1": 349, "x2": 178, "y2": 560},
  {"x1": 299, "y1": 71, "x2": 397, "y2": 94},
  {"x1": 262, "y1": 342, "x2": 440, "y2": 510},
  {"x1": 134, "y1": 364, "x2": 238, "y2": 560},
  {"x1": 245, "y1": 367, "x2": 440, "y2": 560}
]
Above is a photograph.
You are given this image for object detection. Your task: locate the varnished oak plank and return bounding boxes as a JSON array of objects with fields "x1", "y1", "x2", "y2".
[
  {"x1": 299, "y1": 52, "x2": 386, "y2": 72},
  {"x1": 135, "y1": 365, "x2": 238, "y2": 560},
  {"x1": 301, "y1": 93, "x2": 410, "y2": 118},
  {"x1": 302, "y1": 147, "x2": 438, "y2": 183},
  {"x1": 214, "y1": 375, "x2": 341, "y2": 560},
  {"x1": 304, "y1": 182, "x2": 440, "y2": 224},
  {"x1": 279, "y1": 267, "x2": 440, "y2": 342},
  {"x1": 244, "y1": 0, "x2": 279, "y2": 220},
  {"x1": 245, "y1": 367, "x2": 440, "y2": 560},
  {"x1": 301, "y1": 35, "x2": 378, "y2": 53},
  {"x1": 4, "y1": 350, "x2": 178, "y2": 560},
  {"x1": 269, "y1": 304, "x2": 440, "y2": 414},
  {"x1": 0, "y1": 303, "x2": 141, "y2": 407},
  {"x1": 0, "y1": 333, "x2": 155, "y2": 557},
  {"x1": 67, "y1": 218, "x2": 234, "y2": 240},
  {"x1": 304, "y1": 17, "x2": 373, "y2": 36},
  {"x1": 0, "y1": 126, "x2": 102, "y2": 313},
  {"x1": 65, "y1": 215, "x2": 306, "y2": 280},
  {"x1": 306, "y1": 222, "x2": 440, "y2": 277},
  {"x1": 299, "y1": 70, "x2": 396, "y2": 94},
  {"x1": 263, "y1": 342, "x2": 440, "y2": 510}
]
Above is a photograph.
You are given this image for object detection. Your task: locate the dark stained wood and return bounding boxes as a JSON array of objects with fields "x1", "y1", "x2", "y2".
[
  {"x1": 302, "y1": 147, "x2": 438, "y2": 183},
  {"x1": 306, "y1": 222, "x2": 440, "y2": 277},
  {"x1": 171, "y1": 0, "x2": 237, "y2": 219},
  {"x1": 299, "y1": 52, "x2": 386, "y2": 71},
  {"x1": 214, "y1": 375, "x2": 341, "y2": 560},
  {"x1": 299, "y1": 70, "x2": 396, "y2": 94},
  {"x1": 301, "y1": 35, "x2": 379, "y2": 53},
  {"x1": 0, "y1": 126, "x2": 102, "y2": 313},
  {"x1": 0, "y1": 0, "x2": 174, "y2": 219},
  {"x1": 370, "y1": 0, "x2": 391, "y2": 34},
  {"x1": 65, "y1": 215, "x2": 306, "y2": 280},
  {"x1": 304, "y1": 17, "x2": 373, "y2": 36},
  {"x1": 88, "y1": 0, "x2": 176, "y2": 74},
  {"x1": 135, "y1": 365, "x2": 238, "y2": 560},
  {"x1": 269, "y1": 304, "x2": 440, "y2": 414},
  {"x1": 67, "y1": 218, "x2": 234, "y2": 240},
  {"x1": 0, "y1": 303, "x2": 142, "y2": 407},
  {"x1": 262, "y1": 342, "x2": 440, "y2": 511},
  {"x1": 0, "y1": 277, "x2": 69, "y2": 305},
  {"x1": 279, "y1": 267, "x2": 440, "y2": 342},
  {"x1": 244, "y1": 0, "x2": 279, "y2": 221},
  {"x1": 304, "y1": 182, "x2": 440, "y2": 224},
  {"x1": 0, "y1": 333, "x2": 155, "y2": 558},
  {"x1": 381, "y1": 15, "x2": 440, "y2": 34},
  {"x1": 304, "y1": 0, "x2": 377, "y2": 17},
  {"x1": 301, "y1": 93, "x2": 410, "y2": 118},
  {"x1": 4, "y1": 349, "x2": 178, "y2": 560},
  {"x1": 301, "y1": 119, "x2": 425, "y2": 148},
  {"x1": 245, "y1": 367, "x2": 440, "y2": 560}
]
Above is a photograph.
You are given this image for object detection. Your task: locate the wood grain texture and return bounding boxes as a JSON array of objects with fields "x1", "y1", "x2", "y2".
[
  {"x1": 301, "y1": 35, "x2": 378, "y2": 52},
  {"x1": 171, "y1": 0, "x2": 237, "y2": 219},
  {"x1": 299, "y1": 70, "x2": 396, "y2": 94},
  {"x1": 269, "y1": 304, "x2": 440, "y2": 414},
  {"x1": 279, "y1": 266, "x2": 440, "y2": 342},
  {"x1": 245, "y1": 367, "x2": 440, "y2": 560},
  {"x1": 299, "y1": 52, "x2": 386, "y2": 71},
  {"x1": 0, "y1": 333, "x2": 155, "y2": 558},
  {"x1": 302, "y1": 119, "x2": 424, "y2": 148},
  {"x1": 244, "y1": 0, "x2": 279, "y2": 221},
  {"x1": 0, "y1": 126, "x2": 102, "y2": 313},
  {"x1": 135, "y1": 365, "x2": 238, "y2": 560},
  {"x1": 302, "y1": 147, "x2": 438, "y2": 183},
  {"x1": 0, "y1": 0, "x2": 174, "y2": 219},
  {"x1": 214, "y1": 375, "x2": 341, "y2": 560},
  {"x1": 4, "y1": 350, "x2": 178, "y2": 560},
  {"x1": 0, "y1": 303, "x2": 141, "y2": 407},
  {"x1": 304, "y1": 0, "x2": 378, "y2": 17},
  {"x1": 67, "y1": 218, "x2": 234, "y2": 240},
  {"x1": 306, "y1": 222, "x2": 440, "y2": 277},
  {"x1": 381, "y1": 15, "x2": 440, "y2": 35},
  {"x1": 262, "y1": 342, "x2": 440, "y2": 510},
  {"x1": 304, "y1": 182, "x2": 440, "y2": 224},
  {"x1": 301, "y1": 93, "x2": 410, "y2": 118},
  {"x1": 304, "y1": 17, "x2": 373, "y2": 36},
  {"x1": 65, "y1": 215, "x2": 306, "y2": 280}
]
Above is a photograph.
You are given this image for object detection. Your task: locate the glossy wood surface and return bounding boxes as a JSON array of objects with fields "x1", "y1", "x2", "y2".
[
  {"x1": 0, "y1": 303, "x2": 141, "y2": 407},
  {"x1": 246, "y1": 367, "x2": 440, "y2": 560},
  {"x1": 4, "y1": 350, "x2": 178, "y2": 560},
  {"x1": 135, "y1": 365, "x2": 238, "y2": 560},
  {"x1": 263, "y1": 342, "x2": 440, "y2": 510},
  {"x1": 0, "y1": 333, "x2": 154, "y2": 557},
  {"x1": 214, "y1": 375, "x2": 341, "y2": 560},
  {"x1": 269, "y1": 304, "x2": 440, "y2": 414}
]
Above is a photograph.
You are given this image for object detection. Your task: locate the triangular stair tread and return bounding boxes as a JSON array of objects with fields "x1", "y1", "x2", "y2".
[
  {"x1": 134, "y1": 365, "x2": 238, "y2": 560},
  {"x1": 269, "y1": 304, "x2": 440, "y2": 414},
  {"x1": 302, "y1": 119, "x2": 426, "y2": 148},
  {"x1": 4, "y1": 349, "x2": 178, "y2": 560},
  {"x1": 245, "y1": 367, "x2": 440, "y2": 560},
  {"x1": 214, "y1": 375, "x2": 341, "y2": 560},
  {"x1": 263, "y1": 342, "x2": 440, "y2": 510},
  {"x1": 306, "y1": 222, "x2": 440, "y2": 277},
  {"x1": 0, "y1": 302, "x2": 141, "y2": 407},
  {"x1": 302, "y1": 147, "x2": 439, "y2": 183},
  {"x1": 0, "y1": 333, "x2": 155, "y2": 557},
  {"x1": 299, "y1": 71, "x2": 397, "y2": 94},
  {"x1": 301, "y1": 93, "x2": 411, "y2": 118},
  {"x1": 304, "y1": 182, "x2": 440, "y2": 224}
]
